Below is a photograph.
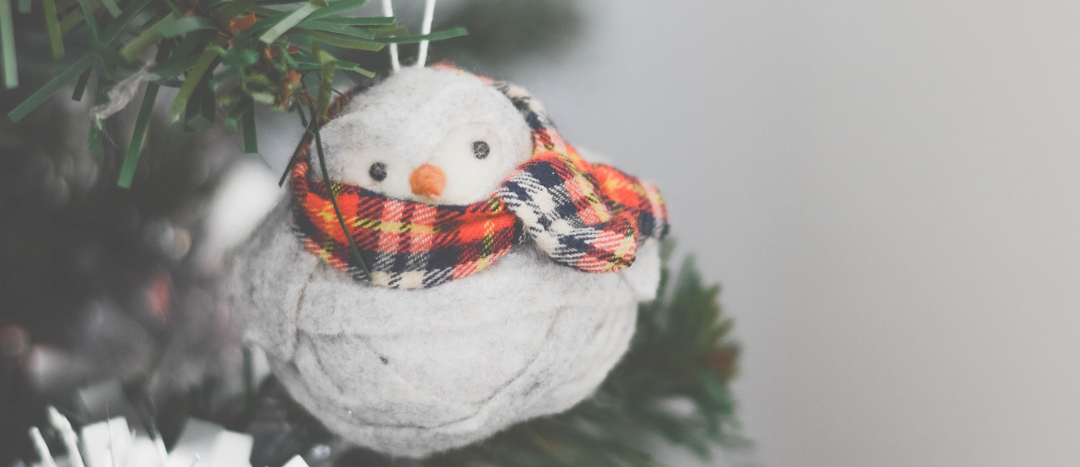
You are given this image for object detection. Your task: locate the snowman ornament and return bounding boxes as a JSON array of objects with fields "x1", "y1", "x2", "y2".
[{"x1": 226, "y1": 10, "x2": 669, "y2": 458}]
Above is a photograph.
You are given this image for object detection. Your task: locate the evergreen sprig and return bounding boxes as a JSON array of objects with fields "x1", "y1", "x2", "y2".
[{"x1": 1, "y1": 0, "x2": 466, "y2": 188}]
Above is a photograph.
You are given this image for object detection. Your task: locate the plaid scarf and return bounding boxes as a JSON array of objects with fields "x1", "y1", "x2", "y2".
[{"x1": 291, "y1": 71, "x2": 669, "y2": 289}]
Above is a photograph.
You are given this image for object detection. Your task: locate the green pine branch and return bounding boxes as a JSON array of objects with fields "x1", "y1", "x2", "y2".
[{"x1": 1, "y1": 0, "x2": 467, "y2": 188}]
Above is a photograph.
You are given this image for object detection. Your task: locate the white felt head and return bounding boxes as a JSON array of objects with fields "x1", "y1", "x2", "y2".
[{"x1": 317, "y1": 67, "x2": 534, "y2": 205}]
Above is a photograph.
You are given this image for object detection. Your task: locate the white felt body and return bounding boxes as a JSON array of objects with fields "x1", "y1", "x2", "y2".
[{"x1": 225, "y1": 200, "x2": 660, "y2": 458}]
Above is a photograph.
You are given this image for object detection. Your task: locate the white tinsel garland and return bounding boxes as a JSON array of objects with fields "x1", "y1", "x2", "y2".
[{"x1": 23, "y1": 408, "x2": 296, "y2": 467}]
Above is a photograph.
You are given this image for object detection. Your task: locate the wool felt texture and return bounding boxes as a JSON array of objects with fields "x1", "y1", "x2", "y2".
[
  {"x1": 293, "y1": 69, "x2": 669, "y2": 289},
  {"x1": 225, "y1": 200, "x2": 661, "y2": 457},
  {"x1": 225, "y1": 66, "x2": 667, "y2": 457}
]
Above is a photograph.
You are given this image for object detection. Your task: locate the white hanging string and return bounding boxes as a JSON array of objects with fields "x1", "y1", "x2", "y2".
[
  {"x1": 381, "y1": 0, "x2": 400, "y2": 71},
  {"x1": 415, "y1": 0, "x2": 436, "y2": 67}
]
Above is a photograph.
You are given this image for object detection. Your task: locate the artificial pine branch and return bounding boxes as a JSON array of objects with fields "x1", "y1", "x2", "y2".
[{"x1": 1, "y1": 0, "x2": 467, "y2": 188}]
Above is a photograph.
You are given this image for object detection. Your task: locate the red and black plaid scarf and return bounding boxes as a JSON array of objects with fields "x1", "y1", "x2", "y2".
[{"x1": 291, "y1": 70, "x2": 669, "y2": 289}]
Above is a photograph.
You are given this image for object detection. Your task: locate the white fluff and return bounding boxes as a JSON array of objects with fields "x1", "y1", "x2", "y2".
[{"x1": 224, "y1": 67, "x2": 662, "y2": 457}]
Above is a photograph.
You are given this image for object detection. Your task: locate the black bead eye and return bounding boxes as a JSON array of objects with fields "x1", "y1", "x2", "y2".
[
  {"x1": 472, "y1": 140, "x2": 490, "y2": 159},
  {"x1": 369, "y1": 162, "x2": 387, "y2": 181}
]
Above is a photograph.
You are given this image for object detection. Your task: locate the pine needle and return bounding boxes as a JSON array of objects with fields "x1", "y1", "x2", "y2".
[
  {"x1": 0, "y1": 0, "x2": 16, "y2": 89},
  {"x1": 117, "y1": 82, "x2": 160, "y2": 188}
]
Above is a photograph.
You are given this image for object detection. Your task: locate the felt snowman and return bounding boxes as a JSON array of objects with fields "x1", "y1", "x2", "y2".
[{"x1": 225, "y1": 18, "x2": 669, "y2": 457}]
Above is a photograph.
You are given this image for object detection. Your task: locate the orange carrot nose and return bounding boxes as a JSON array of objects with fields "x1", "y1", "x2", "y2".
[{"x1": 409, "y1": 164, "x2": 446, "y2": 198}]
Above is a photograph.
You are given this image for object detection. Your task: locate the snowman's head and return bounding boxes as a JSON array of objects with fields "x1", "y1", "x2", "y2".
[{"x1": 317, "y1": 67, "x2": 534, "y2": 205}]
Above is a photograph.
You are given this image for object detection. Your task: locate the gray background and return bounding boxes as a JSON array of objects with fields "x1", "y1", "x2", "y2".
[{"x1": 238, "y1": 1, "x2": 1080, "y2": 465}]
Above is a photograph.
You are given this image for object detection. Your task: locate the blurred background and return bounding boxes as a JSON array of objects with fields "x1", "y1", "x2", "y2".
[{"x1": 4, "y1": 1, "x2": 1080, "y2": 466}]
